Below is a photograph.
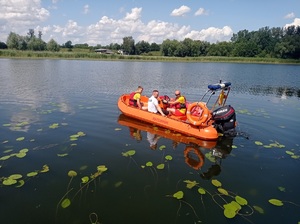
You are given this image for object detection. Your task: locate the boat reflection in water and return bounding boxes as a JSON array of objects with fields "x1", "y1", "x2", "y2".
[{"x1": 118, "y1": 114, "x2": 234, "y2": 179}]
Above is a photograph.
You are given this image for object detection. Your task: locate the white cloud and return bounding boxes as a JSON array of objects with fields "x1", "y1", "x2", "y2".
[
  {"x1": 185, "y1": 26, "x2": 233, "y2": 43},
  {"x1": 0, "y1": 0, "x2": 49, "y2": 26},
  {"x1": 170, "y1": 5, "x2": 191, "y2": 17},
  {"x1": 83, "y1": 5, "x2": 89, "y2": 14},
  {"x1": 284, "y1": 12, "x2": 295, "y2": 19},
  {"x1": 195, "y1": 8, "x2": 209, "y2": 16},
  {"x1": 284, "y1": 18, "x2": 300, "y2": 28}
]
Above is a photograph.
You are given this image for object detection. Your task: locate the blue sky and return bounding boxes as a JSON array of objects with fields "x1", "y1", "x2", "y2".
[{"x1": 0, "y1": 0, "x2": 299, "y2": 46}]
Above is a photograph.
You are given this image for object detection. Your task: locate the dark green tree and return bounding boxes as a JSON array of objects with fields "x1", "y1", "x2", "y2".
[
  {"x1": 135, "y1": 40, "x2": 151, "y2": 55},
  {"x1": 122, "y1": 36, "x2": 135, "y2": 55},
  {"x1": 47, "y1": 39, "x2": 60, "y2": 52}
]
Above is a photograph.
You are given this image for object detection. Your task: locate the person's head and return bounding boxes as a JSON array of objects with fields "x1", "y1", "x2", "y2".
[
  {"x1": 137, "y1": 86, "x2": 143, "y2": 93},
  {"x1": 175, "y1": 90, "x2": 181, "y2": 98},
  {"x1": 152, "y1": 89, "x2": 159, "y2": 98}
]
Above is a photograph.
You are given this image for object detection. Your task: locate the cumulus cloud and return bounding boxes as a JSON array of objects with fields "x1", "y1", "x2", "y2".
[
  {"x1": 170, "y1": 5, "x2": 191, "y2": 17},
  {"x1": 195, "y1": 8, "x2": 209, "y2": 16},
  {"x1": 284, "y1": 12, "x2": 295, "y2": 19},
  {"x1": 284, "y1": 18, "x2": 300, "y2": 28},
  {"x1": 185, "y1": 26, "x2": 233, "y2": 43},
  {"x1": 0, "y1": 3, "x2": 233, "y2": 46},
  {"x1": 0, "y1": 0, "x2": 49, "y2": 26}
]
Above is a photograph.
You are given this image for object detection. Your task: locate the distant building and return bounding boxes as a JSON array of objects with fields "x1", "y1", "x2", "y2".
[{"x1": 94, "y1": 48, "x2": 114, "y2": 54}]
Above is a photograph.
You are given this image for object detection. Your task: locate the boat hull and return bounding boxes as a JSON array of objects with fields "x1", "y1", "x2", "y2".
[{"x1": 117, "y1": 94, "x2": 219, "y2": 140}]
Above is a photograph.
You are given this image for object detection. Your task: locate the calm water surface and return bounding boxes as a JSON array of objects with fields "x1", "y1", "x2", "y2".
[{"x1": 0, "y1": 59, "x2": 299, "y2": 224}]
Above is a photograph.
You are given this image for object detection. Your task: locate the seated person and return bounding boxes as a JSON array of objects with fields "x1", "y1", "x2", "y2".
[
  {"x1": 148, "y1": 90, "x2": 167, "y2": 116},
  {"x1": 129, "y1": 86, "x2": 143, "y2": 109},
  {"x1": 166, "y1": 90, "x2": 186, "y2": 116}
]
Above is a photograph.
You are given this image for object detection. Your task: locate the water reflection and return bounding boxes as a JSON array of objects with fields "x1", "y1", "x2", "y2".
[{"x1": 118, "y1": 114, "x2": 234, "y2": 178}]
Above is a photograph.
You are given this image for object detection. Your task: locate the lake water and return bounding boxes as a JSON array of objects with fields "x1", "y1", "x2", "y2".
[{"x1": 0, "y1": 59, "x2": 299, "y2": 224}]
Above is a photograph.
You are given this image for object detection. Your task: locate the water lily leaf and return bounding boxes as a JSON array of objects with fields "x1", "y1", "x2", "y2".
[
  {"x1": 115, "y1": 128, "x2": 122, "y2": 131},
  {"x1": 285, "y1": 150, "x2": 294, "y2": 155},
  {"x1": 3, "y1": 149, "x2": 13, "y2": 153},
  {"x1": 146, "y1": 161, "x2": 153, "y2": 167},
  {"x1": 40, "y1": 165, "x2": 50, "y2": 173},
  {"x1": 0, "y1": 155, "x2": 11, "y2": 161},
  {"x1": 156, "y1": 163, "x2": 165, "y2": 170},
  {"x1": 253, "y1": 205, "x2": 264, "y2": 214},
  {"x1": 61, "y1": 198, "x2": 71, "y2": 208},
  {"x1": 68, "y1": 170, "x2": 77, "y2": 177},
  {"x1": 224, "y1": 207, "x2": 236, "y2": 219},
  {"x1": 57, "y1": 153, "x2": 68, "y2": 157},
  {"x1": 81, "y1": 176, "x2": 89, "y2": 183},
  {"x1": 70, "y1": 137, "x2": 78, "y2": 141},
  {"x1": 235, "y1": 195, "x2": 248, "y2": 205},
  {"x1": 218, "y1": 188, "x2": 229, "y2": 195},
  {"x1": 19, "y1": 148, "x2": 29, "y2": 153},
  {"x1": 173, "y1": 191, "x2": 184, "y2": 199},
  {"x1": 77, "y1": 131, "x2": 86, "y2": 137},
  {"x1": 122, "y1": 150, "x2": 136, "y2": 157},
  {"x1": 114, "y1": 181, "x2": 123, "y2": 188},
  {"x1": 211, "y1": 179, "x2": 222, "y2": 187},
  {"x1": 205, "y1": 152, "x2": 216, "y2": 163},
  {"x1": 97, "y1": 165, "x2": 108, "y2": 172},
  {"x1": 2, "y1": 140, "x2": 9, "y2": 144},
  {"x1": 291, "y1": 155, "x2": 300, "y2": 159},
  {"x1": 263, "y1": 145, "x2": 272, "y2": 148},
  {"x1": 268, "y1": 199, "x2": 283, "y2": 206},
  {"x1": 49, "y1": 123, "x2": 59, "y2": 129},
  {"x1": 9, "y1": 174, "x2": 23, "y2": 180},
  {"x1": 3, "y1": 123, "x2": 11, "y2": 127},
  {"x1": 255, "y1": 141, "x2": 263, "y2": 145},
  {"x1": 16, "y1": 152, "x2": 27, "y2": 158},
  {"x1": 159, "y1": 145, "x2": 166, "y2": 150},
  {"x1": 70, "y1": 134, "x2": 79, "y2": 138},
  {"x1": 3, "y1": 178, "x2": 17, "y2": 186},
  {"x1": 16, "y1": 137, "x2": 25, "y2": 141},
  {"x1": 16, "y1": 180, "x2": 25, "y2": 188},
  {"x1": 198, "y1": 187, "x2": 206, "y2": 195},
  {"x1": 165, "y1": 155, "x2": 173, "y2": 161},
  {"x1": 27, "y1": 172, "x2": 38, "y2": 177},
  {"x1": 141, "y1": 165, "x2": 145, "y2": 168},
  {"x1": 278, "y1": 186, "x2": 285, "y2": 192},
  {"x1": 184, "y1": 180, "x2": 198, "y2": 189}
]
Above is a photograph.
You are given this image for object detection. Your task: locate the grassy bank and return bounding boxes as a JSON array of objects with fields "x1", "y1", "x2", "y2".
[{"x1": 0, "y1": 49, "x2": 299, "y2": 64}]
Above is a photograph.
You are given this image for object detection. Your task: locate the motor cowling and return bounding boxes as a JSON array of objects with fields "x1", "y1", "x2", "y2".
[{"x1": 212, "y1": 105, "x2": 236, "y2": 136}]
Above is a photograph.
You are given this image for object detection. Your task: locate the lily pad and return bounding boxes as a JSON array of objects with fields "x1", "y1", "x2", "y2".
[
  {"x1": 16, "y1": 180, "x2": 25, "y2": 188},
  {"x1": 16, "y1": 137, "x2": 25, "y2": 141},
  {"x1": 81, "y1": 176, "x2": 89, "y2": 183},
  {"x1": 16, "y1": 152, "x2": 27, "y2": 158},
  {"x1": 40, "y1": 165, "x2": 50, "y2": 173},
  {"x1": 19, "y1": 148, "x2": 29, "y2": 153},
  {"x1": 27, "y1": 172, "x2": 38, "y2": 177},
  {"x1": 173, "y1": 191, "x2": 184, "y2": 199},
  {"x1": 159, "y1": 145, "x2": 166, "y2": 150},
  {"x1": 146, "y1": 161, "x2": 153, "y2": 167},
  {"x1": 9, "y1": 174, "x2": 23, "y2": 180},
  {"x1": 61, "y1": 198, "x2": 71, "y2": 208},
  {"x1": 156, "y1": 163, "x2": 165, "y2": 170},
  {"x1": 218, "y1": 187, "x2": 229, "y2": 195},
  {"x1": 184, "y1": 180, "x2": 198, "y2": 189},
  {"x1": 269, "y1": 199, "x2": 283, "y2": 206},
  {"x1": 122, "y1": 150, "x2": 136, "y2": 157},
  {"x1": 0, "y1": 155, "x2": 11, "y2": 161},
  {"x1": 253, "y1": 205, "x2": 264, "y2": 214},
  {"x1": 68, "y1": 170, "x2": 77, "y2": 177},
  {"x1": 211, "y1": 179, "x2": 222, "y2": 187},
  {"x1": 165, "y1": 155, "x2": 173, "y2": 161},
  {"x1": 3, "y1": 178, "x2": 17, "y2": 186},
  {"x1": 97, "y1": 165, "x2": 108, "y2": 172},
  {"x1": 198, "y1": 187, "x2": 206, "y2": 195},
  {"x1": 255, "y1": 141, "x2": 263, "y2": 145},
  {"x1": 235, "y1": 195, "x2": 248, "y2": 205}
]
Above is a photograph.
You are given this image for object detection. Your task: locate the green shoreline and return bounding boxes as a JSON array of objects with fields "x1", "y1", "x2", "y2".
[{"x1": 1, "y1": 49, "x2": 299, "y2": 64}]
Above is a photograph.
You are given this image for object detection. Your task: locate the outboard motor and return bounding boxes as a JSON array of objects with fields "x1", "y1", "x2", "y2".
[{"x1": 212, "y1": 105, "x2": 236, "y2": 137}]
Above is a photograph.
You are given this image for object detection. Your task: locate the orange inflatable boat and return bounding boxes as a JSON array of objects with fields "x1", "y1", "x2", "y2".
[{"x1": 118, "y1": 81, "x2": 236, "y2": 141}]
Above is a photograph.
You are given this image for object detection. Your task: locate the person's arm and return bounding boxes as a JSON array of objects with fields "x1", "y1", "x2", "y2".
[
  {"x1": 156, "y1": 104, "x2": 166, "y2": 116},
  {"x1": 137, "y1": 98, "x2": 142, "y2": 109}
]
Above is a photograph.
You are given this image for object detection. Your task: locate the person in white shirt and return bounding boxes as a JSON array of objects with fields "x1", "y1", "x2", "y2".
[{"x1": 148, "y1": 90, "x2": 167, "y2": 117}]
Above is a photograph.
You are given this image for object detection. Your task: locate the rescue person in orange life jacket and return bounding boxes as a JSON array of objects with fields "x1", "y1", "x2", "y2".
[
  {"x1": 129, "y1": 86, "x2": 143, "y2": 109},
  {"x1": 166, "y1": 90, "x2": 186, "y2": 116}
]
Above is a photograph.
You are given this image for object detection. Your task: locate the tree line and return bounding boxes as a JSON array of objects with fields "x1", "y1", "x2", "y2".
[{"x1": 0, "y1": 26, "x2": 299, "y2": 59}]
